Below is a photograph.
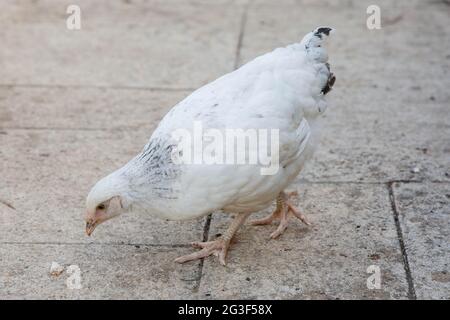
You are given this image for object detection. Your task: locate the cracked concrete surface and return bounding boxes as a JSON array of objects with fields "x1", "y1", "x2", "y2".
[{"x1": 0, "y1": 0, "x2": 449, "y2": 299}]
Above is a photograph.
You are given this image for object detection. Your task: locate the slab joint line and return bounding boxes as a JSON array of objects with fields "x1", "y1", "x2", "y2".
[
  {"x1": 387, "y1": 182, "x2": 417, "y2": 300},
  {"x1": 233, "y1": 1, "x2": 250, "y2": 70},
  {"x1": 193, "y1": 213, "x2": 212, "y2": 293}
]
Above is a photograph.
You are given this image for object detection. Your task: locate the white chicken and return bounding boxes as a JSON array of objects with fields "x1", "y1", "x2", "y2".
[{"x1": 85, "y1": 27, "x2": 336, "y2": 265}]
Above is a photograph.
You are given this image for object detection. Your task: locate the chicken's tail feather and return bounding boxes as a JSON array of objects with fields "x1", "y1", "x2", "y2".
[{"x1": 300, "y1": 26, "x2": 334, "y2": 50}]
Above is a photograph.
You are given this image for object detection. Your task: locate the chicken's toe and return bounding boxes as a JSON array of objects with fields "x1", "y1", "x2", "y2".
[{"x1": 175, "y1": 239, "x2": 225, "y2": 264}]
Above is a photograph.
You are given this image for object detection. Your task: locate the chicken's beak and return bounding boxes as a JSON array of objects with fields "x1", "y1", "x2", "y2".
[{"x1": 85, "y1": 220, "x2": 97, "y2": 236}]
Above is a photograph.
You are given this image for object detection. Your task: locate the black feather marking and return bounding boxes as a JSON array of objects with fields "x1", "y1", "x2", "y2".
[
  {"x1": 315, "y1": 27, "x2": 332, "y2": 36},
  {"x1": 322, "y1": 73, "x2": 336, "y2": 95}
]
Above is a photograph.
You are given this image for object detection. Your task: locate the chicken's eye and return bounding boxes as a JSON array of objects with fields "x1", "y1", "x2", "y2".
[{"x1": 97, "y1": 204, "x2": 106, "y2": 210}]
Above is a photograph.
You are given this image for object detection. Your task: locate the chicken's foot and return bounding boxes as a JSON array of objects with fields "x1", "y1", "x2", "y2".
[
  {"x1": 251, "y1": 191, "x2": 311, "y2": 239},
  {"x1": 175, "y1": 212, "x2": 251, "y2": 265}
]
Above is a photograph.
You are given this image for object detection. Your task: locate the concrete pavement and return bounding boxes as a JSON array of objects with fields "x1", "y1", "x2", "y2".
[{"x1": 0, "y1": 0, "x2": 449, "y2": 299}]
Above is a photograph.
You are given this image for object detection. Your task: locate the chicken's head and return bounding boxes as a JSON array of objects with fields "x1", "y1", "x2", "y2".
[
  {"x1": 85, "y1": 196, "x2": 123, "y2": 236},
  {"x1": 85, "y1": 173, "x2": 129, "y2": 236}
]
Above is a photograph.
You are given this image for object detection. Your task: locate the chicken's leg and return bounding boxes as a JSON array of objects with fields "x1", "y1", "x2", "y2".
[
  {"x1": 175, "y1": 212, "x2": 251, "y2": 266},
  {"x1": 251, "y1": 191, "x2": 311, "y2": 239}
]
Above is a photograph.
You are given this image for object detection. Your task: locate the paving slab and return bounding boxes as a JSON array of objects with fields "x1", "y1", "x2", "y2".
[
  {"x1": 241, "y1": 0, "x2": 450, "y2": 87},
  {"x1": 237, "y1": 0, "x2": 450, "y2": 183},
  {"x1": 1, "y1": 85, "x2": 448, "y2": 188},
  {"x1": 198, "y1": 183, "x2": 409, "y2": 299},
  {"x1": 0, "y1": 129, "x2": 205, "y2": 245},
  {"x1": 240, "y1": 0, "x2": 450, "y2": 117},
  {"x1": 0, "y1": 86, "x2": 187, "y2": 130},
  {"x1": 300, "y1": 97, "x2": 450, "y2": 183},
  {"x1": 0, "y1": 243, "x2": 200, "y2": 299},
  {"x1": 394, "y1": 182, "x2": 450, "y2": 299},
  {"x1": 0, "y1": 0, "x2": 244, "y2": 88}
]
